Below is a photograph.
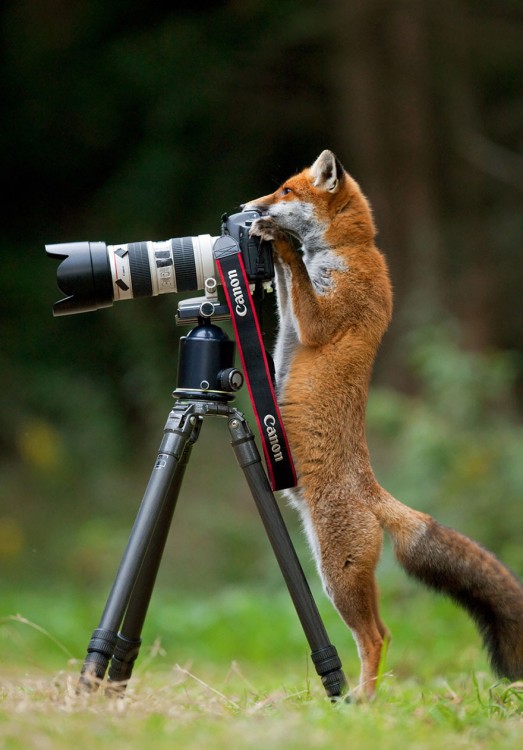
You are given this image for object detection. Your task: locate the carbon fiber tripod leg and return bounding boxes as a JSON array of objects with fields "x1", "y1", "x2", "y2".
[
  {"x1": 227, "y1": 410, "x2": 348, "y2": 699},
  {"x1": 105, "y1": 421, "x2": 199, "y2": 693},
  {"x1": 78, "y1": 404, "x2": 201, "y2": 692}
]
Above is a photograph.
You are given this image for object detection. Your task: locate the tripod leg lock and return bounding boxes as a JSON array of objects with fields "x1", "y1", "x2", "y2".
[
  {"x1": 228, "y1": 416, "x2": 261, "y2": 472},
  {"x1": 311, "y1": 645, "x2": 347, "y2": 699}
]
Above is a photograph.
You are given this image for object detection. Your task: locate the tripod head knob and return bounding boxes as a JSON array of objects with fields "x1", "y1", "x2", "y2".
[{"x1": 218, "y1": 368, "x2": 244, "y2": 393}]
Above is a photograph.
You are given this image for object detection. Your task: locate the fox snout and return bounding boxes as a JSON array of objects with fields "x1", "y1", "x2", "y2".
[{"x1": 241, "y1": 201, "x2": 269, "y2": 214}]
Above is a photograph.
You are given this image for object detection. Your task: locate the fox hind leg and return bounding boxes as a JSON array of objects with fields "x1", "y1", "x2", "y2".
[{"x1": 306, "y1": 501, "x2": 388, "y2": 699}]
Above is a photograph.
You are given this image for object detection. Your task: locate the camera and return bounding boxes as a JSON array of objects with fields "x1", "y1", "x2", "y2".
[{"x1": 45, "y1": 209, "x2": 273, "y2": 316}]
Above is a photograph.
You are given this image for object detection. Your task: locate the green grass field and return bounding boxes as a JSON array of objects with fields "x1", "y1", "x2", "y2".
[{"x1": 1, "y1": 583, "x2": 522, "y2": 749}]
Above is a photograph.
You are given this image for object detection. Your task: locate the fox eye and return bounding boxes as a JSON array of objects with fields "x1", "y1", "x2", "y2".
[{"x1": 280, "y1": 186, "x2": 293, "y2": 196}]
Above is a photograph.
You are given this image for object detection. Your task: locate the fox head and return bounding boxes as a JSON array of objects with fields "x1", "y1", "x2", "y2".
[{"x1": 244, "y1": 150, "x2": 351, "y2": 241}]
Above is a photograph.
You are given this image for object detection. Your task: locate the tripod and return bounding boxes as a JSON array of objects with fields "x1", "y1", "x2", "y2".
[{"x1": 78, "y1": 315, "x2": 347, "y2": 700}]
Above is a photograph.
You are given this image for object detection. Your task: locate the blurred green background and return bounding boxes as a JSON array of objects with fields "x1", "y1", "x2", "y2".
[{"x1": 1, "y1": 0, "x2": 522, "y2": 604}]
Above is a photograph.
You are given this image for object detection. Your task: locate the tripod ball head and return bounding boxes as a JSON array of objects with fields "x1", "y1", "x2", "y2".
[{"x1": 174, "y1": 320, "x2": 242, "y2": 401}]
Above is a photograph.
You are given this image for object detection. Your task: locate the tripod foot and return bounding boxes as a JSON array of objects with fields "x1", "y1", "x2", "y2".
[
  {"x1": 311, "y1": 645, "x2": 347, "y2": 699},
  {"x1": 105, "y1": 634, "x2": 142, "y2": 695},
  {"x1": 78, "y1": 628, "x2": 118, "y2": 693}
]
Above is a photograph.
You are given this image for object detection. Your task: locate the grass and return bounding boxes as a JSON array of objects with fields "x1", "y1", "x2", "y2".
[{"x1": 1, "y1": 583, "x2": 522, "y2": 749}]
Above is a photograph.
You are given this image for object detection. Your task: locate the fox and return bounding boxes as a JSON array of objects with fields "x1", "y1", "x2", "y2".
[{"x1": 244, "y1": 149, "x2": 523, "y2": 699}]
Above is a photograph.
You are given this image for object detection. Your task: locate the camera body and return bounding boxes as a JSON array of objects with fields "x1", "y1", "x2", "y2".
[
  {"x1": 220, "y1": 210, "x2": 273, "y2": 284},
  {"x1": 45, "y1": 209, "x2": 273, "y2": 317}
]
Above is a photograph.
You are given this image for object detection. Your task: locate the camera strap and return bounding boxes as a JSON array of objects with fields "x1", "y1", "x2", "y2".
[{"x1": 213, "y1": 236, "x2": 297, "y2": 491}]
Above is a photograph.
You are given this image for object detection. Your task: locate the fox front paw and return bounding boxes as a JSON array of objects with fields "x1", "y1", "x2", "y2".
[{"x1": 249, "y1": 216, "x2": 283, "y2": 243}]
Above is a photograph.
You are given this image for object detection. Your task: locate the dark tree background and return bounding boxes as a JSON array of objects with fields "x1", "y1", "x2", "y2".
[{"x1": 1, "y1": 0, "x2": 522, "y2": 589}]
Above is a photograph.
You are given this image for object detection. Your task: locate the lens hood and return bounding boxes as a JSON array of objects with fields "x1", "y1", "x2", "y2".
[{"x1": 45, "y1": 241, "x2": 114, "y2": 316}]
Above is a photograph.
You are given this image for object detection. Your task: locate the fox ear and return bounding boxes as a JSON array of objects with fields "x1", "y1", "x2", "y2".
[{"x1": 310, "y1": 150, "x2": 345, "y2": 192}]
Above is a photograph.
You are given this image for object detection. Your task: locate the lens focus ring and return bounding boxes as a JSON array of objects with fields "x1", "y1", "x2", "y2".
[
  {"x1": 171, "y1": 237, "x2": 197, "y2": 292},
  {"x1": 128, "y1": 243, "x2": 153, "y2": 298}
]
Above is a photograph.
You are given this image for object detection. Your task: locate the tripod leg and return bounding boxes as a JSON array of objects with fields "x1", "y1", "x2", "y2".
[
  {"x1": 227, "y1": 412, "x2": 348, "y2": 699},
  {"x1": 106, "y1": 432, "x2": 198, "y2": 693},
  {"x1": 79, "y1": 404, "x2": 201, "y2": 692}
]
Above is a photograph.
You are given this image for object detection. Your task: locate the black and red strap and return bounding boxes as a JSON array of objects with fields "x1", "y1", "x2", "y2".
[{"x1": 213, "y1": 236, "x2": 297, "y2": 491}]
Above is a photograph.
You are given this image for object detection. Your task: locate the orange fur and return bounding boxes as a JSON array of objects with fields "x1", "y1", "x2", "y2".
[{"x1": 245, "y1": 150, "x2": 523, "y2": 698}]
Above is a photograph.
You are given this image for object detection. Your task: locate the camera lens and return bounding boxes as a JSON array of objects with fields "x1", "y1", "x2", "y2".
[
  {"x1": 107, "y1": 235, "x2": 217, "y2": 303},
  {"x1": 46, "y1": 235, "x2": 218, "y2": 316}
]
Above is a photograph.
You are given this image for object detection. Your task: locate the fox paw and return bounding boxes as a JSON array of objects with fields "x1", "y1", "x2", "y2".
[{"x1": 249, "y1": 216, "x2": 282, "y2": 242}]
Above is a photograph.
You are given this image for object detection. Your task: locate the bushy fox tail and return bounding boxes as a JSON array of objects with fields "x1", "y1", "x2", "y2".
[{"x1": 376, "y1": 490, "x2": 523, "y2": 681}]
